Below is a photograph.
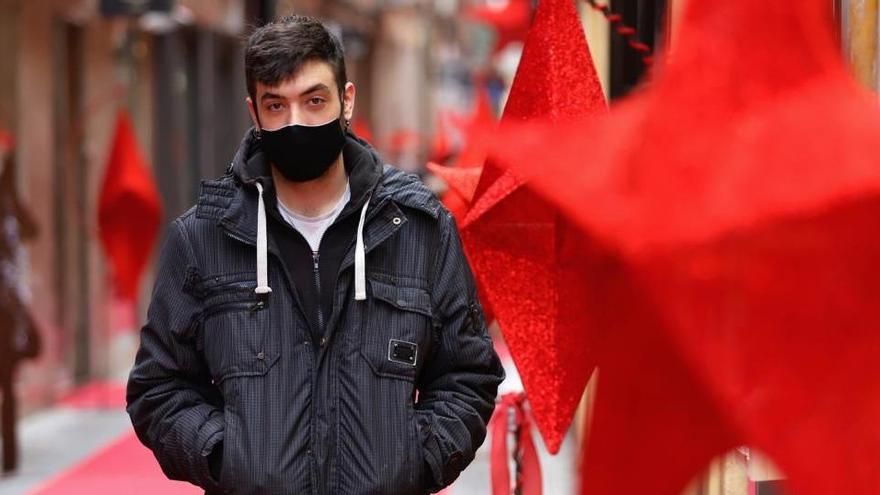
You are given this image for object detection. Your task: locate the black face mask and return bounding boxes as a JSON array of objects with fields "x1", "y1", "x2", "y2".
[{"x1": 259, "y1": 118, "x2": 346, "y2": 182}]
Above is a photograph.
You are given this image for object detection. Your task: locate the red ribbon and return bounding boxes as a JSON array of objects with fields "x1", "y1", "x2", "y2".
[{"x1": 490, "y1": 393, "x2": 542, "y2": 495}]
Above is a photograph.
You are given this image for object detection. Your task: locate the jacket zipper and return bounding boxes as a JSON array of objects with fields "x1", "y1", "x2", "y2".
[
  {"x1": 313, "y1": 250, "x2": 324, "y2": 337},
  {"x1": 201, "y1": 300, "x2": 265, "y2": 321},
  {"x1": 222, "y1": 229, "x2": 304, "y2": 318},
  {"x1": 196, "y1": 300, "x2": 265, "y2": 353}
]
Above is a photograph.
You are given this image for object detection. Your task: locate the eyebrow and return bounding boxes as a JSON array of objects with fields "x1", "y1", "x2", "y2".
[
  {"x1": 298, "y1": 83, "x2": 330, "y2": 96},
  {"x1": 260, "y1": 84, "x2": 331, "y2": 103},
  {"x1": 260, "y1": 92, "x2": 285, "y2": 102}
]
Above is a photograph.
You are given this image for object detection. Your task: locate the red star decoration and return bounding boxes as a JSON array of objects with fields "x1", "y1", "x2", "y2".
[
  {"x1": 462, "y1": 0, "x2": 606, "y2": 454},
  {"x1": 98, "y1": 110, "x2": 163, "y2": 301},
  {"x1": 488, "y1": 0, "x2": 880, "y2": 492}
]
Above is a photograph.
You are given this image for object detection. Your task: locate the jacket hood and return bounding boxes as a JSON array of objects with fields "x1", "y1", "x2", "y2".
[
  {"x1": 200, "y1": 128, "x2": 442, "y2": 244},
  {"x1": 229, "y1": 127, "x2": 383, "y2": 217}
]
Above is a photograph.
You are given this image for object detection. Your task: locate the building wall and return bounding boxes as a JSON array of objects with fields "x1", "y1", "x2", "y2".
[
  {"x1": 842, "y1": 0, "x2": 880, "y2": 90},
  {"x1": 4, "y1": 0, "x2": 250, "y2": 414}
]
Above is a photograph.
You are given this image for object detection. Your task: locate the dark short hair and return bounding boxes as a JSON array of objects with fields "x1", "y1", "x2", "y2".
[{"x1": 245, "y1": 16, "x2": 347, "y2": 104}]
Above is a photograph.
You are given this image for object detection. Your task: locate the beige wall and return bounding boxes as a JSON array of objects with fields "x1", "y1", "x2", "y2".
[
  {"x1": 16, "y1": 0, "x2": 72, "y2": 407},
  {"x1": 12, "y1": 0, "x2": 153, "y2": 407},
  {"x1": 843, "y1": 0, "x2": 880, "y2": 90},
  {"x1": 370, "y1": 6, "x2": 429, "y2": 172},
  {"x1": 7, "y1": 0, "x2": 243, "y2": 412},
  {"x1": 581, "y1": 2, "x2": 611, "y2": 99}
]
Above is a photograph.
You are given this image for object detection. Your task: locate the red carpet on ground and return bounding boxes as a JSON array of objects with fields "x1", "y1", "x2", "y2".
[
  {"x1": 37, "y1": 381, "x2": 457, "y2": 494},
  {"x1": 28, "y1": 432, "x2": 200, "y2": 495},
  {"x1": 27, "y1": 429, "x2": 455, "y2": 495},
  {"x1": 57, "y1": 381, "x2": 128, "y2": 409}
]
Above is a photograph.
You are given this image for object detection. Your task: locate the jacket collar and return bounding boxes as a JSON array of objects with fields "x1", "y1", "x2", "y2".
[{"x1": 197, "y1": 129, "x2": 440, "y2": 246}]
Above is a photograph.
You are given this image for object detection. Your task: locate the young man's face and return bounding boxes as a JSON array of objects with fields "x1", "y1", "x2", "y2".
[{"x1": 246, "y1": 59, "x2": 355, "y2": 132}]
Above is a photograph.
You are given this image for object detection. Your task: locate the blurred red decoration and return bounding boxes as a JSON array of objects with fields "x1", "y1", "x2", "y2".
[
  {"x1": 426, "y1": 162, "x2": 482, "y2": 223},
  {"x1": 426, "y1": 161, "x2": 497, "y2": 325},
  {"x1": 98, "y1": 110, "x2": 163, "y2": 301},
  {"x1": 465, "y1": 0, "x2": 533, "y2": 54},
  {"x1": 462, "y1": 0, "x2": 606, "y2": 454},
  {"x1": 351, "y1": 119, "x2": 375, "y2": 145},
  {"x1": 451, "y1": 86, "x2": 497, "y2": 169},
  {"x1": 489, "y1": 393, "x2": 541, "y2": 495},
  {"x1": 385, "y1": 128, "x2": 421, "y2": 155},
  {"x1": 430, "y1": 111, "x2": 458, "y2": 164},
  {"x1": 585, "y1": 0, "x2": 654, "y2": 66},
  {"x1": 0, "y1": 129, "x2": 13, "y2": 153},
  {"x1": 488, "y1": 0, "x2": 880, "y2": 492}
]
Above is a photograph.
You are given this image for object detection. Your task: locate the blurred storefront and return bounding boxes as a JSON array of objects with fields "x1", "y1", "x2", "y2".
[{"x1": 0, "y1": 0, "x2": 261, "y2": 412}]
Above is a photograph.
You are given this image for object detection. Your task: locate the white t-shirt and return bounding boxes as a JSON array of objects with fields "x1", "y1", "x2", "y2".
[{"x1": 277, "y1": 183, "x2": 351, "y2": 252}]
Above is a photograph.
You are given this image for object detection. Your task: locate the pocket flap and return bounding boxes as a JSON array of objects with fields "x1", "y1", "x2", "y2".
[{"x1": 368, "y1": 278, "x2": 433, "y2": 318}]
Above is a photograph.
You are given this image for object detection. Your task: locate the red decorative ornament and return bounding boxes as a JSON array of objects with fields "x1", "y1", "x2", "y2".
[
  {"x1": 426, "y1": 162, "x2": 482, "y2": 222},
  {"x1": 462, "y1": 0, "x2": 606, "y2": 454},
  {"x1": 385, "y1": 128, "x2": 421, "y2": 156},
  {"x1": 351, "y1": 119, "x2": 375, "y2": 145},
  {"x1": 585, "y1": 0, "x2": 654, "y2": 66},
  {"x1": 489, "y1": 393, "x2": 541, "y2": 495},
  {"x1": 465, "y1": 0, "x2": 533, "y2": 54},
  {"x1": 429, "y1": 111, "x2": 458, "y2": 164},
  {"x1": 0, "y1": 129, "x2": 13, "y2": 153},
  {"x1": 450, "y1": 86, "x2": 497, "y2": 170},
  {"x1": 98, "y1": 110, "x2": 163, "y2": 301},
  {"x1": 426, "y1": 161, "x2": 497, "y2": 325},
  {"x1": 488, "y1": 0, "x2": 880, "y2": 492}
]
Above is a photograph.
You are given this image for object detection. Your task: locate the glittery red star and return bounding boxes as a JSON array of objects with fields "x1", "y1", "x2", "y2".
[
  {"x1": 489, "y1": 0, "x2": 880, "y2": 492},
  {"x1": 462, "y1": 0, "x2": 606, "y2": 454},
  {"x1": 427, "y1": 162, "x2": 482, "y2": 207}
]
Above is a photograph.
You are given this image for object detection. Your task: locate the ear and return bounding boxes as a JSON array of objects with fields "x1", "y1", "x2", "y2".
[
  {"x1": 342, "y1": 82, "x2": 356, "y2": 122},
  {"x1": 246, "y1": 96, "x2": 261, "y2": 131}
]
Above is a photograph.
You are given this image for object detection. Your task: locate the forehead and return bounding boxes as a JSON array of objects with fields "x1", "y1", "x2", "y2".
[{"x1": 255, "y1": 59, "x2": 338, "y2": 99}]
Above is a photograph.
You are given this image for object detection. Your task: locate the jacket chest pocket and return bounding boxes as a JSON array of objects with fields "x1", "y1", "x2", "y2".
[
  {"x1": 198, "y1": 289, "x2": 279, "y2": 384},
  {"x1": 361, "y1": 277, "x2": 434, "y2": 382}
]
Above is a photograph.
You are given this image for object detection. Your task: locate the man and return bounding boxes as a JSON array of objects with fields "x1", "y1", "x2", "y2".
[{"x1": 126, "y1": 15, "x2": 504, "y2": 495}]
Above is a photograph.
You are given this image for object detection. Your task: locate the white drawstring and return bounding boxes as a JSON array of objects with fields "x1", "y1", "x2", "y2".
[
  {"x1": 254, "y1": 182, "x2": 272, "y2": 295},
  {"x1": 253, "y1": 180, "x2": 366, "y2": 300},
  {"x1": 354, "y1": 197, "x2": 370, "y2": 301}
]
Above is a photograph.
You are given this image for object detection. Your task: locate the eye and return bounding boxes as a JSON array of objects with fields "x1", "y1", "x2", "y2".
[
  {"x1": 307, "y1": 96, "x2": 326, "y2": 106},
  {"x1": 266, "y1": 102, "x2": 284, "y2": 112}
]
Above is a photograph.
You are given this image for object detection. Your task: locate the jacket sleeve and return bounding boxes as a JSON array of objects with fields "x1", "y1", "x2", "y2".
[
  {"x1": 416, "y1": 210, "x2": 505, "y2": 492},
  {"x1": 126, "y1": 218, "x2": 224, "y2": 490}
]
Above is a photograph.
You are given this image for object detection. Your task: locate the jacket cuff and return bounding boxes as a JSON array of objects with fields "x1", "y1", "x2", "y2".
[
  {"x1": 416, "y1": 410, "x2": 465, "y2": 492},
  {"x1": 193, "y1": 409, "x2": 225, "y2": 490}
]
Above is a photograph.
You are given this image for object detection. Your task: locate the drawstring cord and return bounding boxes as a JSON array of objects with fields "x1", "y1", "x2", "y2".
[
  {"x1": 254, "y1": 182, "x2": 272, "y2": 295},
  {"x1": 354, "y1": 196, "x2": 370, "y2": 301},
  {"x1": 253, "y1": 181, "x2": 370, "y2": 302}
]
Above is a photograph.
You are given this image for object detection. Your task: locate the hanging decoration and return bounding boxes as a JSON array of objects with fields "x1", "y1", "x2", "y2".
[
  {"x1": 486, "y1": 0, "x2": 880, "y2": 492},
  {"x1": 462, "y1": 0, "x2": 606, "y2": 454}
]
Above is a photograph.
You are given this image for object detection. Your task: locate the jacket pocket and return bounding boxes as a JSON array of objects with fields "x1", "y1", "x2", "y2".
[
  {"x1": 410, "y1": 403, "x2": 425, "y2": 491},
  {"x1": 361, "y1": 277, "x2": 433, "y2": 382},
  {"x1": 217, "y1": 406, "x2": 236, "y2": 491},
  {"x1": 199, "y1": 287, "x2": 279, "y2": 384}
]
